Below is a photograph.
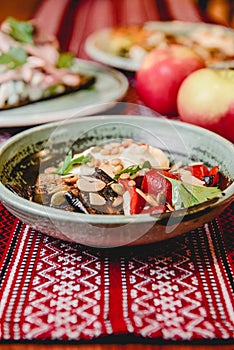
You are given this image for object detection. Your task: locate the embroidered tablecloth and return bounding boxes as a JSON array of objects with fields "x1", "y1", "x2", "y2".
[
  {"x1": 0, "y1": 202, "x2": 233, "y2": 341},
  {"x1": 0, "y1": 0, "x2": 234, "y2": 343}
]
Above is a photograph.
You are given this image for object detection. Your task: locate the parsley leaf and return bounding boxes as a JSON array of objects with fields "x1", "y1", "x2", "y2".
[
  {"x1": 56, "y1": 52, "x2": 74, "y2": 69},
  {"x1": 7, "y1": 17, "x2": 34, "y2": 44},
  {"x1": 163, "y1": 175, "x2": 221, "y2": 209},
  {"x1": 0, "y1": 47, "x2": 27, "y2": 69},
  {"x1": 114, "y1": 160, "x2": 152, "y2": 180},
  {"x1": 54, "y1": 151, "x2": 92, "y2": 175}
]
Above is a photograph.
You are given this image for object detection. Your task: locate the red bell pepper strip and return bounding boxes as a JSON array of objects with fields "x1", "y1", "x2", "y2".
[
  {"x1": 206, "y1": 166, "x2": 219, "y2": 186},
  {"x1": 186, "y1": 164, "x2": 219, "y2": 186},
  {"x1": 186, "y1": 163, "x2": 209, "y2": 181},
  {"x1": 118, "y1": 178, "x2": 145, "y2": 214}
]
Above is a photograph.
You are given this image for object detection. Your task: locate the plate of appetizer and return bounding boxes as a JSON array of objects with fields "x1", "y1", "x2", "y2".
[
  {"x1": 0, "y1": 115, "x2": 233, "y2": 247},
  {"x1": 0, "y1": 17, "x2": 129, "y2": 127},
  {"x1": 85, "y1": 21, "x2": 234, "y2": 71}
]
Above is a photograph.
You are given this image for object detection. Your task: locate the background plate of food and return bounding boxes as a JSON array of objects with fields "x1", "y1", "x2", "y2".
[
  {"x1": 0, "y1": 59, "x2": 129, "y2": 127},
  {"x1": 0, "y1": 17, "x2": 129, "y2": 127},
  {"x1": 85, "y1": 20, "x2": 234, "y2": 71}
]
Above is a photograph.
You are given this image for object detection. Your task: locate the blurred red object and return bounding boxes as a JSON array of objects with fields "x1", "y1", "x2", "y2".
[{"x1": 33, "y1": 0, "x2": 208, "y2": 59}]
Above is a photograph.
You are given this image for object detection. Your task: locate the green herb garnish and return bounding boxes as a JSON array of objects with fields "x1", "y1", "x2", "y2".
[
  {"x1": 163, "y1": 175, "x2": 222, "y2": 209},
  {"x1": 54, "y1": 151, "x2": 92, "y2": 175},
  {"x1": 114, "y1": 161, "x2": 152, "y2": 180},
  {"x1": 7, "y1": 17, "x2": 34, "y2": 44},
  {"x1": 0, "y1": 46, "x2": 27, "y2": 69},
  {"x1": 43, "y1": 84, "x2": 64, "y2": 98},
  {"x1": 56, "y1": 52, "x2": 74, "y2": 69}
]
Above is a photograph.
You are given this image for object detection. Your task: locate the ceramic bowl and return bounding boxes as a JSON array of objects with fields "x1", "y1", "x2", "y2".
[{"x1": 0, "y1": 115, "x2": 233, "y2": 248}]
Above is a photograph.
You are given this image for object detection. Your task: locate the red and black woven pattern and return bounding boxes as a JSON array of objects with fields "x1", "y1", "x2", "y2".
[{"x1": 0, "y1": 202, "x2": 233, "y2": 341}]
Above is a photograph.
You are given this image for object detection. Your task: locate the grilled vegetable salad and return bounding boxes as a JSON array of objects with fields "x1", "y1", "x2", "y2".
[{"x1": 24, "y1": 139, "x2": 222, "y2": 215}]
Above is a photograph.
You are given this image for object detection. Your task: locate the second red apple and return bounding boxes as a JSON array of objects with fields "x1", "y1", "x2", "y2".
[{"x1": 135, "y1": 45, "x2": 205, "y2": 116}]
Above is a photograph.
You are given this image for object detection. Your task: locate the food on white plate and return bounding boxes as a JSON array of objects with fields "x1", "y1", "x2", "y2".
[
  {"x1": 135, "y1": 44, "x2": 205, "y2": 116},
  {"x1": 0, "y1": 17, "x2": 95, "y2": 110},
  {"x1": 107, "y1": 22, "x2": 234, "y2": 65},
  {"x1": 177, "y1": 67, "x2": 234, "y2": 143},
  {"x1": 10, "y1": 139, "x2": 227, "y2": 216}
]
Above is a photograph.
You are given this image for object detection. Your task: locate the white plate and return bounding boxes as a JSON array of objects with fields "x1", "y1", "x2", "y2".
[
  {"x1": 85, "y1": 21, "x2": 234, "y2": 71},
  {"x1": 0, "y1": 59, "x2": 129, "y2": 127}
]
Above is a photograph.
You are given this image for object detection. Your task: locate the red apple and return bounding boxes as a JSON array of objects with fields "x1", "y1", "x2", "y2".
[
  {"x1": 177, "y1": 68, "x2": 234, "y2": 142},
  {"x1": 135, "y1": 44, "x2": 205, "y2": 116}
]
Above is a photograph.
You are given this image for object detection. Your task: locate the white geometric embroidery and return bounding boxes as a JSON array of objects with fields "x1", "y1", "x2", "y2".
[
  {"x1": 126, "y1": 236, "x2": 221, "y2": 340},
  {"x1": 23, "y1": 239, "x2": 105, "y2": 339}
]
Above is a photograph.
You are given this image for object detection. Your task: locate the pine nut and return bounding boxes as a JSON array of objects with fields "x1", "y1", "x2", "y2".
[
  {"x1": 120, "y1": 173, "x2": 130, "y2": 179},
  {"x1": 111, "y1": 183, "x2": 125, "y2": 195},
  {"x1": 110, "y1": 142, "x2": 121, "y2": 147},
  {"x1": 101, "y1": 149, "x2": 111, "y2": 155},
  {"x1": 110, "y1": 158, "x2": 121, "y2": 166},
  {"x1": 112, "y1": 196, "x2": 123, "y2": 207},
  {"x1": 92, "y1": 146, "x2": 102, "y2": 153},
  {"x1": 128, "y1": 180, "x2": 136, "y2": 187},
  {"x1": 110, "y1": 147, "x2": 120, "y2": 155},
  {"x1": 114, "y1": 164, "x2": 123, "y2": 174},
  {"x1": 122, "y1": 139, "x2": 133, "y2": 147},
  {"x1": 103, "y1": 143, "x2": 113, "y2": 150}
]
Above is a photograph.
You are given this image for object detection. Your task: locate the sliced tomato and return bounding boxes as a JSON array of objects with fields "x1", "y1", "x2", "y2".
[{"x1": 141, "y1": 170, "x2": 176, "y2": 205}]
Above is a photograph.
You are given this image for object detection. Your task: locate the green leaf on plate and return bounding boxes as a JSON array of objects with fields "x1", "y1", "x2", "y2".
[
  {"x1": 6, "y1": 17, "x2": 34, "y2": 44},
  {"x1": 57, "y1": 52, "x2": 74, "y2": 69},
  {"x1": 163, "y1": 175, "x2": 221, "y2": 209},
  {"x1": 0, "y1": 46, "x2": 27, "y2": 69}
]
